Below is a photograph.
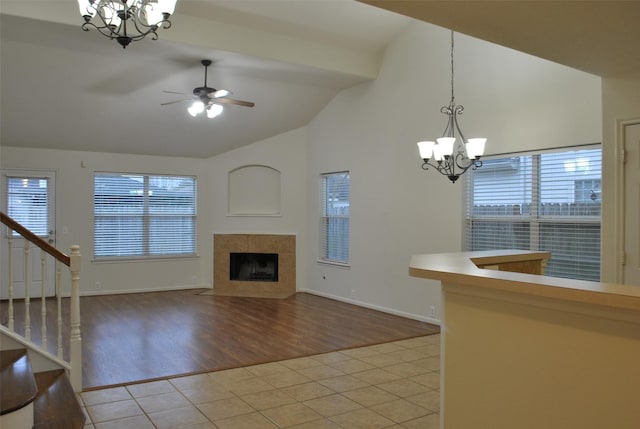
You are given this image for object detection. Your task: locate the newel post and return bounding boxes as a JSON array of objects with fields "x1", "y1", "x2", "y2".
[{"x1": 69, "y1": 245, "x2": 82, "y2": 392}]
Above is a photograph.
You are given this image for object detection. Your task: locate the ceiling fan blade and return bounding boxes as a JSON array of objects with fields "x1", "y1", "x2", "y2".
[
  {"x1": 216, "y1": 98, "x2": 255, "y2": 108},
  {"x1": 163, "y1": 91, "x2": 186, "y2": 95},
  {"x1": 161, "y1": 98, "x2": 191, "y2": 106}
]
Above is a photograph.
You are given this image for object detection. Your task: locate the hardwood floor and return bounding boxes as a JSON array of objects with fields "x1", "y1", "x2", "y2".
[{"x1": 2, "y1": 290, "x2": 439, "y2": 390}]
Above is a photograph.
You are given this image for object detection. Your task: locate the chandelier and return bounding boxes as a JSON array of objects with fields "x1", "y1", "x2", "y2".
[
  {"x1": 77, "y1": 0, "x2": 177, "y2": 49},
  {"x1": 417, "y1": 31, "x2": 486, "y2": 183}
]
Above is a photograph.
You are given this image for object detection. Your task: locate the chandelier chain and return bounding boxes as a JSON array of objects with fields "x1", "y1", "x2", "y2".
[{"x1": 450, "y1": 30, "x2": 455, "y2": 104}]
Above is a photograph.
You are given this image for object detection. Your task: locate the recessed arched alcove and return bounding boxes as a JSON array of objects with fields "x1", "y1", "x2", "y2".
[{"x1": 228, "y1": 164, "x2": 281, "y2": 216}]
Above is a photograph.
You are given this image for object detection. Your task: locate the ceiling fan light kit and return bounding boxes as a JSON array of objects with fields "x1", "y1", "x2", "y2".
[
  {"x1": 77, "y1": 0, "x2": 178, "y2": 48},
  {"x1": 162, "y1": 59, "x2": 255, "y2": 119}
]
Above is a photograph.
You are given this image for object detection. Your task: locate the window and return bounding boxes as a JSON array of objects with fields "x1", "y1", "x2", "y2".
[
  {"x1": 6, "y1": 176, "x2": 50, "y2": 236},
  {"x1": 465, "y1": 147, "x2": 601, "y2": 281},
  {"x1": 94, "y1": 173, "x2": 196, "y2": 259},
  {"x1": 319, "y1": 172, "x2": 350, "y2": 264}
]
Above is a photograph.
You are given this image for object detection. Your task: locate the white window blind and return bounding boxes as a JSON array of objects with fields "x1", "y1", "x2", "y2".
[
  {"x1": 465, "y1": 147, "x2": 601, "y2": 281},
  {"x1": 320, "y1": 172, "x2": 350, "y2": 264},
  {"x1": 7, "y1": 177, "x2": 49, "y2": 236},
  {"x1": 94, "y1": 173, "x2": 196, "y2": 259}
]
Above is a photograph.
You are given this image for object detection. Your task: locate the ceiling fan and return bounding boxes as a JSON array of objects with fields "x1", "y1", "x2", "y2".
[{"x1": 161, "y1": 59, "x2": 255, "y2": 118}]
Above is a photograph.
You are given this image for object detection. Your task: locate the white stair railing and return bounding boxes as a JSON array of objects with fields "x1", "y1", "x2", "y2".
[{"x1": 1, "y1": 211, "x2": 82, "y2": 392}]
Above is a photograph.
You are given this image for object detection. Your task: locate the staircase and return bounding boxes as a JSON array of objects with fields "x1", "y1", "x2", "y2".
[
  {"x1": 1, "y1": 211, "x2": 84, "y2": 428},
  {"x1": 1, "y1": 348, "x2": 85, "y2": 429}
]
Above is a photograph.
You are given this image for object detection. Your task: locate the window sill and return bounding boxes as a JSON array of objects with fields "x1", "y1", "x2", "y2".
[
  {"x1": 316, "y1": 259, "x2": 351, "y2": 269},
  {"x1": 92, "y1": 254, "x2": 199, "y2": 264}
]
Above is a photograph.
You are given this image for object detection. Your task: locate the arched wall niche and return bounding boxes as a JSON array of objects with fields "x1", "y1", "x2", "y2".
[{"x1": 228, "y1": 164, "x2": 281, "y2": 216}]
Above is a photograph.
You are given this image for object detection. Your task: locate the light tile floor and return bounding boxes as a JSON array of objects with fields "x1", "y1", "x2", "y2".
[{"x1": 80, "y1": 334, "x2": 440, "y2": 429}]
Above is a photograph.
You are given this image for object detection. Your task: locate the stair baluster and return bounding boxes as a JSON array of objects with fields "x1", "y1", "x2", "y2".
[
  {"x1": 7, "y1": 232, "x2": 14, "y2": 331},
  {"x1": 40, "y1": 251, "x2": 47, "y2": 351},
  {"x1": 24, "y1": 241, "x2": 31, "y2": 341},
  {"x1": 56, "y1": 262, "x2": 63, "y2": 360}
]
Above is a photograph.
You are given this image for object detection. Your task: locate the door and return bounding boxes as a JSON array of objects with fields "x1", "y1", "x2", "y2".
[
  {"x1": 623, "y1": 122, "x2": 640, "y2": 285},
  {"x1": 1, "y1": 170, "x2": 57, "y2": 299}
]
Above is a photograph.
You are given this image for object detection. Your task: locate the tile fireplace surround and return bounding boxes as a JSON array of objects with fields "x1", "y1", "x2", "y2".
[{"x1": 213, "y1": 234, "x2": 296, "y2": 298}]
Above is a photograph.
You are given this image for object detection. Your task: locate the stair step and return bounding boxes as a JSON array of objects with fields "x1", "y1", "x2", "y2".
[
  {"x1": 33, "y1": 370, "x2": 85, "y2": 429},
  {"x1": 0, "y1": 349, "x2": 38, "y2": 416}
]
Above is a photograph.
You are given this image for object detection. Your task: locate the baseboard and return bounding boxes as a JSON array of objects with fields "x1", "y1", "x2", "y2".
[
  {"x1": 73, "y1": 284, "x2": 209, "y2": 297},
  {"x1": 298, "y1": 288, "x2": 441, "y2": 326}
]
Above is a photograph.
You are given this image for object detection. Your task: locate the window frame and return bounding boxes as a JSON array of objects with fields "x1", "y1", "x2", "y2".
[
  {"x1": 465, "y1": 145, "x2": 602, "y2": 281},
  {"x1": 318, "y1": 171, "x2": 350, "y2": 267},
  {"x1": 93, "y1": 172, "x2": 198, "y2": 261}
]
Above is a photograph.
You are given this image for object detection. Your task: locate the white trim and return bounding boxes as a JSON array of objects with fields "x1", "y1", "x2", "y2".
[
  {"x1": 316, "y1": 259, "x2": 351, "y2": 269},
  {"x1": 0, "y1": 326, "x2": 71, "y2": 371},
  {"x1": 614, "y1": 117, "x2": 640, "y2": 283},
  {"x1": 226, "y1": 213, "x2": 282, "y2": 217},
  {"x1": 213, "y1": 232, "x2": 298, "y2": 236},
  {"x1": 70, "y1": 283, "x2": 209, "y2": 297},
  {"x1": 92, "y1": 254, "x2": 200, "y2": 264},
  {"x1": 298, "y1": 288, "x2": 441, "y2": 326}
]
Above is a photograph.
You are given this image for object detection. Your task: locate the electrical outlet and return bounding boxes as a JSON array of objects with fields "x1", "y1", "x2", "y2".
[
  {"x1": 430, "y1": 306, "x2": 436, "y2": 317},
  {"x1": 192, "y1": 275, "x2": 198, "y2": 284},
  {"x1": 95, "y1": 282, "x2": 101, "y2": 290}
]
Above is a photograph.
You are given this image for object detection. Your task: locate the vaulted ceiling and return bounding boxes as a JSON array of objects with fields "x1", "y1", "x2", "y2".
[{"x1": 1, "y1": 1, "x2": 637, "y2": 158}]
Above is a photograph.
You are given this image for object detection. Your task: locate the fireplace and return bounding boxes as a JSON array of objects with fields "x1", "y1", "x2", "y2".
[
  {"x1": 230, "y1": 252, "x2": 278, "y2": 282},
  {"x1": 214, "y1": 234, "x2": 295, "y2": 298}
]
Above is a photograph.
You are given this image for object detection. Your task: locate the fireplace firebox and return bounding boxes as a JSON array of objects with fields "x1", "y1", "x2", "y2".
[{"x1": 230, "y1": 252, "x2": 279, "y2": 282}]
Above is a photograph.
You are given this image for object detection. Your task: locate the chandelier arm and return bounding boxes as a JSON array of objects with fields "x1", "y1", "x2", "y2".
[
  {"x1": 452, "y1": 105, "x2": 467, "y2": 144},
  {"x1": 454, "y1": 152, "x2": 470, "y2": 171},
  {"x1": 454, "y1": 162, "x2": 473, "y2": 178},
  {"x1": 85, "y1": 2, "x2": 128, "y2": 39},
  {"x1": 421, "y1": 159, "x2": 447, "y2": 175},
  {"x1": 82, "y1": 3, "x2": 122, "y2": 39},
  {"x1": 454, "y1": 153, "x2": 483, "y2": 172},
  {"x1": 130, "y1": 7, "x2": 161, "y2": 33},
  {"x1": 80, "y1": 21, "x2": 121, "y2": 40},
  {"x1": 127, "y1": 23, "x2": 162, "y2": 42},
  {"x1": 125, "y1": 21, "x2": 159, "y2": 42},
  {"x1": 125, "y1": 7, "x2": 163, "y2": 41},
  {"x1": 439, "y1": 157, "x2": 455, "y2": 177}
]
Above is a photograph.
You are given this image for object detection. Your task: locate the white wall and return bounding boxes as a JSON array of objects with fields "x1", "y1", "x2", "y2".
[
  {"x1": 206, "y1": 127, "x2": 308, "y2": 291},
  {"x1": 305, "y1": 22, "x2": 602, "y2": 322},
  {"x1": 0, "y1": 147, "x2": 210, "y2": 294}
]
